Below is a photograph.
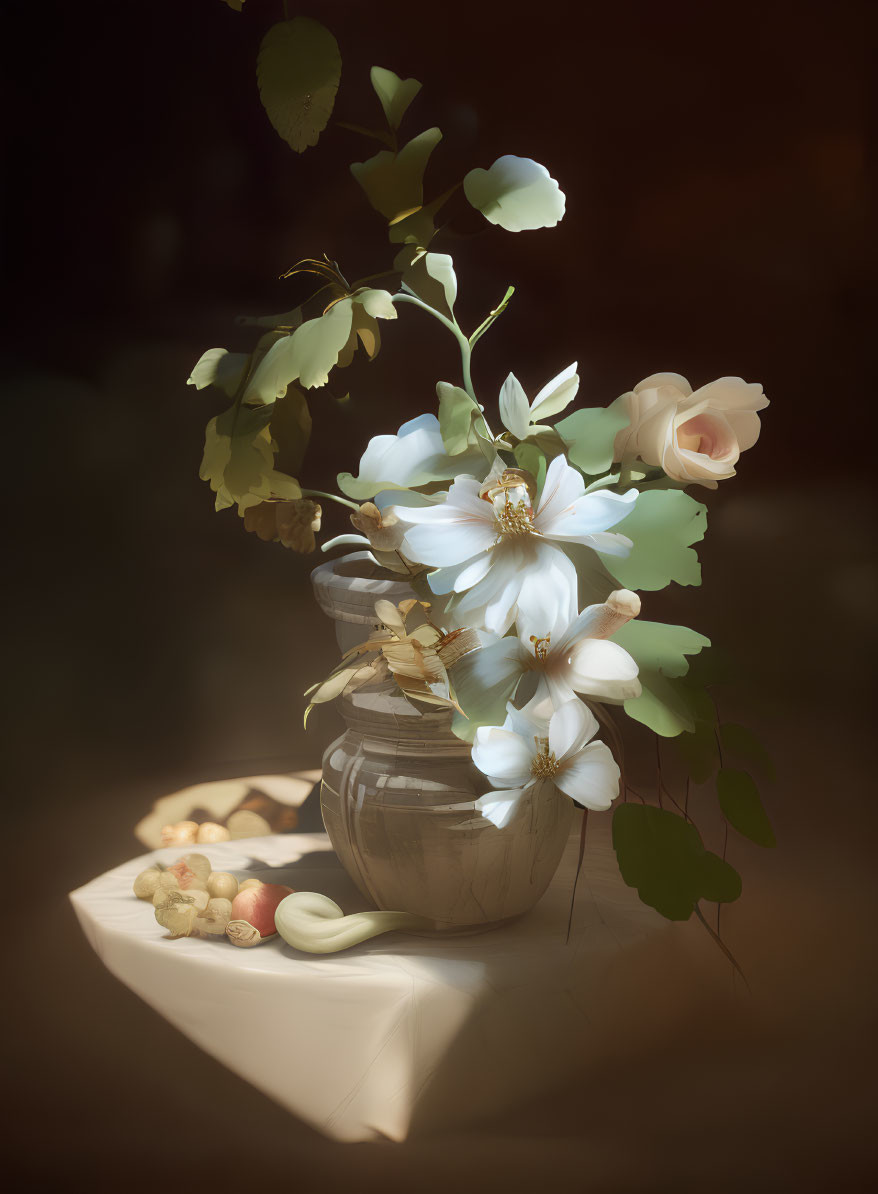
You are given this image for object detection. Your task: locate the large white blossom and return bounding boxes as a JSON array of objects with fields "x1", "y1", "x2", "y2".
[
  {"x1": 397, "y1": 454, "x2": 638, "y2": 636},
  {"x1": 453, "y1": 589, "x2": 642, "y2": 731},
  {"x1": 470, "y1": 700, "x2": 620, "y2": 828}
]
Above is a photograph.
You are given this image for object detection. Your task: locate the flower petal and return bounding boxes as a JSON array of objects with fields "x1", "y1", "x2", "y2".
[
  {"x1": 472, "y1": 787, "x2": 529, "y2": 829},
  {"x1": 534, "y1": 454, "x2": 586, "y2": 529},
  {"x1": 568, "y1": 638, "x2": 642, "y2": 702},
  {"x1": 498, "y1": 372, "x2": 531, "y2": 440},
  {"x1": 471, "y1": 725, "x2": 534, "y2": 787},
  {"x1": 554, "y1": 741, "x2": 620, "y2": 810},
  {"x1": 540, "y1": 486, "x2": 639, "y2": 545},
  {"x1": 529, "y1": 361, "x2": 579, "y2": 423},
  {"x1": 548, "y1": 698, "x2": 599, "y2": 761},
  {"x1": 451, "y1": 636, "x2": 527, "y2": 732}
]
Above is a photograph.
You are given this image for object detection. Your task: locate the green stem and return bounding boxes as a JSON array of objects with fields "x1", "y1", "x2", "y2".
[
  {"x1": 334, "y1": 121, "x2": 395, "y2": 150},
  {"x1": 301, "y1": 488, "x2": 359, "y2": 512},
  {"x1": 392, "y1": 292, "x2": 485, "y2": 421},
  {"x1": 468, "y1": 285, "x2": 515, "y2": 349}
]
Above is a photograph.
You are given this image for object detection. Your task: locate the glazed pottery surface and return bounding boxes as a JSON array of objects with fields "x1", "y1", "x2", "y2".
[{"x1": 311, "y1": 553, "x2": 574, "y2": 932}]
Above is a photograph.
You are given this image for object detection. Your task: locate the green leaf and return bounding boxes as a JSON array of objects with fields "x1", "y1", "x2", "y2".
[
  {"x1": 463, "y1": 155, "x2": 565, "y2": 232},
  {"x1": 437, "y1": 382, "x2": 476, "y2": 455},
  {"x1": 601, "y1": 489, "x2": 707, "y2": 590},
  {"x1": 612, "y1": 804, "x2": 742, "y2": 921},
  {"x1": 187, "y1": 348, "x2": 248, "y2": 398},
  {"x1": 351, "y1": 127, "x2": 442, "y2": 222},
  {"x1": 513, "y1": 441, "x2": 547, "y2": 493},
  {"x1": 370, "y1": 66, "x2": 421, "y2": 129},
  {"x1": 669, "y1": 687, "x2": 719, "y2": 782},
  {"x1": 613, "y1": 620, "x2": 711, "y2": 737},
  {"x1": 398, "y1": 250, "x2": 457, "y2": 318},
  {"x1": 257, "y1": 19, "x2": 341, "y2": 154},
  {"x1": 555, "y1": 405, "x2": 629, "y2": 476},
  {"x1": 249, "y1": 299, "x2": 354, "y2": 394},
  {"x1": 269, "y1": 386, "x2": 311, "y2": 478},
  {"x1": 200, "y1": 405, "x2": 301, "y2": 515},
  {"x1": 719, "y1": 723, "x2": 776, "y2": 781},
  {"x1": 717, "y1": 768, "x2": 776, "y2": 847}
]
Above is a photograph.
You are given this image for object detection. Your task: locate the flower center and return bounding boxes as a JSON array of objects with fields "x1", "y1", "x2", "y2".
[
  {"x1": 529, "y1": 633, "x2": 551, "y2": 662},
  {"x1": 530, "y1": 736, "x2": 559, "y2": 780},
  {"x1": 495, "y1": 490, "x2": 536, "y2": 536}
]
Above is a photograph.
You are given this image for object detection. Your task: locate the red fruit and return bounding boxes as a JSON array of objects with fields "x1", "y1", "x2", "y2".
[{"x1": 230, "y1": 883, "x2": 294, "y2": 938}]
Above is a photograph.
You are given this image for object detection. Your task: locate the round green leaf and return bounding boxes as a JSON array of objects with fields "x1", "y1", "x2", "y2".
[
  {"x1": 257, "y1": 19, "x2": 341, "y2": 154},
  {"x1": 351, "y1": 127, "x2": 442, "y2": 222},
  {"x1": 612, "y1": 804, "x2": 743, "y2": 921},
  {"x1": 717, "y1": 768, "x2": 776, "y2": 847},
  {"x1": 613, "y1": 620, "x2": 711, "y2": 737},
  {"x1": 463, "y1": 155, "x2": 565, "y2": 232}
]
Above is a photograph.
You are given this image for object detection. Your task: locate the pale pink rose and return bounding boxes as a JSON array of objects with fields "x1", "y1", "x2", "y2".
[{"x1": 612, "y1": 373, "x2": 769, "y2": 488}]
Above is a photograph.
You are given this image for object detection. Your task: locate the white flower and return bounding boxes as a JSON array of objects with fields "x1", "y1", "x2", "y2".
[
  {"x1": 397, "y1": 455, "x2": 638, "y2": 636},
  {"x1": 338, "y1": 413, "x2": 489, "y2": 501},
  {"x1": 463, "y1": 156, "x2": 566, "y2": 232},
  {"x1": 498, "y1": 363, "x2": 579, "y2": 441},
  {"x1": 470, "y1": 700, "x2": 620, "y2": 828},
  {"x1": 613, "y1": 373, "x2": 769, "y2": 489},
  {"x1": 453, "y1": 590, "x2": 642, "y2": 731}
]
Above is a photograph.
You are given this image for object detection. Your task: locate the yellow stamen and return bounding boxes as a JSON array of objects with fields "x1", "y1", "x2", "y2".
[{"x1": 530, "y1": 736, "x2": 559, "y2": 780}]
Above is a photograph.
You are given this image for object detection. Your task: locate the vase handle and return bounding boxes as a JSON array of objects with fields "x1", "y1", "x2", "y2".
[{"x1": 274, "y1": 891, "x2": 433, "y2": 954}]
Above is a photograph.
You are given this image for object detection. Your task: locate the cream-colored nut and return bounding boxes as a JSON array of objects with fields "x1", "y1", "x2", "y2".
[
  {"x1": 226, "y1": 810, "x2": 272, "y2": 839},
  {"x1": 156, "y1": 900, "x2": 199, "y2": 938},
  {"x1": 159, "y1": 871, "x2": 182, "y2": 891},
  {"x1": 207, "y1": 872, "x2": 239, "y2": 901},
  {"x1": 225, "y1": 919, "x2": 269, "y2": 948},
  {"x1": 185, "y1": 888, "x2": 210, "y2": 912},
  {"x1": 180, "y1": 854, "x2": 212, "y2": 884},
  {"x1": 196, "y1": 822, "x2": 231, "y2": 844},
  {"x1": 133, "y1": 867, "x2": 163, "y2": 900},
  {"x1": 237, "y1": 878, "x2": 264, "y2": 893},
  {"x1": 164, "y1": 861, "x2": 208, "y2": 892},
  {"x1": 161, "y1": 821, "x2": 198, "y2": 847},
  {"x1": 193, "y1": 897, "x2": 233, "y2": 937}
]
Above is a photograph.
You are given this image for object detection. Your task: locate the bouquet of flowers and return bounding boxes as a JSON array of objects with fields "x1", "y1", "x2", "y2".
[{"x1": 191, "y1": 10, "x2": 775, "y2": 954}]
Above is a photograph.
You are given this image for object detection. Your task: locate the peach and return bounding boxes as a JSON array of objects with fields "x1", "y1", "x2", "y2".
[{"x1": 230, "y1": 883, "x2": 294, "y2": 939}]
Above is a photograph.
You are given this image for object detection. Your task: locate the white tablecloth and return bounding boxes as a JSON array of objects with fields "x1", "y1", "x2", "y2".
[{"x1": 70, "y1": 802, "x2": 668, "y2": 1142}]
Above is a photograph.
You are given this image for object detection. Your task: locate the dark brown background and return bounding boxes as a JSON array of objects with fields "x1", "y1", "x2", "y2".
[{"x1": 2, "y1": 0, "x2": 875, "y2": 1189}]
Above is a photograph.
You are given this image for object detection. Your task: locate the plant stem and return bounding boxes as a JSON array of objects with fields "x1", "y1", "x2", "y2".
[
  {"x1": 301, "y1": 488, "x2": 359, "y2": 511},
  {"x1": 392, "y1": 292, "x2": 488, "y2": 427},
  {"x1": 468, "y1": 285, "x2": 515, "y2": 348},
  {"x1": 694, "y1": 904, "x2": 751, "y2": 992}
]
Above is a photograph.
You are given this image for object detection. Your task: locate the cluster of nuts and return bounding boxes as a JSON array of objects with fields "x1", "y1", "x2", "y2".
[{"x1": 133, "y1": 853, "x2": 294, "y2": 948}]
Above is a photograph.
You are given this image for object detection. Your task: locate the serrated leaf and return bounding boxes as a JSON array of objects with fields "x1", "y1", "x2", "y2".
[
  {"x1": 717, "y1": 768, "x2": 776, "y2": 847},
  {"x1": 187, "y1": 348, "x2": 249, "y2": 398},
  {"x1": 257, "y1": 19, "x2": 341, "y2": 154},
  {"x1": 351, "y1": 127, "x2": 442, "y2": 222},
  {"x1": 601, "y1": 489, "x2": 707, "y2": 590},
  {"x1": 556, "y1": 404, "x2": 630, "y2": 476},
  {"x1": 613, "y1": 804, "x2": 742, "y2": 921},
  {"x1": 719, "y1": 723, "x2": 776, "y2": 781},
  {"x1": 250, "y1": 299, "x2": 354, "y2": 394},
  {"x1": 370, "y1": 66, "x2": 421, "y2": 129},
  {"x1": 613, "y1": 620, "x2": 711, "y2": 737}
]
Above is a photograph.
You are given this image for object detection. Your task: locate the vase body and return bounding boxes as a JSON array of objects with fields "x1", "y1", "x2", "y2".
[{"x1": 311, "y1": 553, "x2": 574, "y2": 933}]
